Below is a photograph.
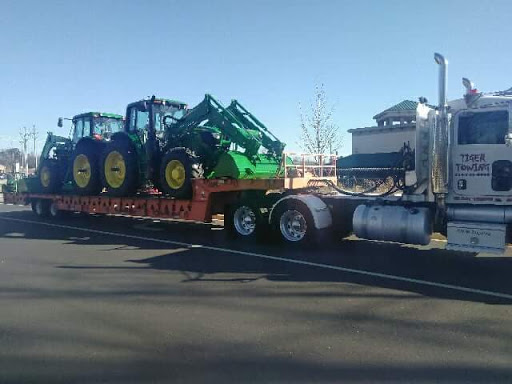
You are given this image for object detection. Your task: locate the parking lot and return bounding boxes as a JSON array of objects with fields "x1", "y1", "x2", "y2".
[{"x1": 0, "y1": 203, "x2": 511, "y2": 383}]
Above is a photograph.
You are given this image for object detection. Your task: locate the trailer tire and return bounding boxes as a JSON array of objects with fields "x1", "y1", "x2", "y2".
[
  {"x1": 102, "y1": 140, "x2": 139, "y2": 196},
  {"x1": 49, "y1": 201, "x2": 66, "y2": 219},
  {"x1": 72, "y1": 144, "x2": 102, "y2": 195},
  {"x1": 38, "y1": 159, "x2": 61, "y2": 194},
  {"x1": 159, "y1": 148, "x2": 203, "y2": 199},
  {"x1": 225, "y1": 201, "x2": 269, "y2": 240},
  {"x1": 33, "y1": 199, "x2": 50, "y2": 217}
]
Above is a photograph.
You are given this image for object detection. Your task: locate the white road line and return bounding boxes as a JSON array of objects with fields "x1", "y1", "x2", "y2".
[{"x1": 1, "y1": 215, "x2": 512, "y2": 301}]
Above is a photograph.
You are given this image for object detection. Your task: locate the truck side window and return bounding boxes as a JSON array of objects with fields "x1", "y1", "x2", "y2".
[{"x1": 458, "y1": 110, "x2": 508, "y2": 145}]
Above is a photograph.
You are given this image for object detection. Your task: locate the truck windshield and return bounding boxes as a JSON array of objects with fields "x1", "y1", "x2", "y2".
[
  {"x1": 93, "y1": 117, "x2": 124, "y2": 136},
  {"x1": 458, "y1": 110, "x2": 509, "y2": 145},
  {"x1": 153, "y1": 104, "x2": 186, "y2": 132}
]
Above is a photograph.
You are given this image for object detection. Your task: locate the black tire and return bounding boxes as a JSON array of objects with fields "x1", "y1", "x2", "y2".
[
  {"x1": 101, "y1": 139, "x2": 139, "y2": 196},
  {"x1": 33, "y1": 199, "x2": 50, "y2": 217},
  {"x1": 71, "y1": 144, "x2": 102, "y2": 195},
  {"x1": 271, "y1": 200, "x2": 325, "y2": 246},
  {"x1": 159, "y1": 148, "x2": 203, "y2": 198},
  {"x1": 49, "y1": 201, "x2": 67, "y2": 219},
  {"x1": 38, "y1": 159, "x2": 61, "y2": 193},
  {"x1": 225, "y1": 201, "x2": 269, "y2": 240}
]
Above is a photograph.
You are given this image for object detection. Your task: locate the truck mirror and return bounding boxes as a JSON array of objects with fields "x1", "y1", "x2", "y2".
[
  {"x1": 505, "y1": 133, "x2": 512, "y2": 147},
  {"x1": 57, "y1": 117, "x2": 63, "y2": 127}
]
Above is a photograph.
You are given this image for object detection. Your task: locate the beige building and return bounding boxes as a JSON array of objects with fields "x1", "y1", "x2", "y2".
[{"x1": 348, "y1": 100, "x2": 418, "y2": 154}]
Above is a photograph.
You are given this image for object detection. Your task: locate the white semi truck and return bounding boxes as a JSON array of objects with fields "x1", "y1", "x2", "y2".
[{"x1": 340, "y1": 53, "x2": 512, "y2": 254}]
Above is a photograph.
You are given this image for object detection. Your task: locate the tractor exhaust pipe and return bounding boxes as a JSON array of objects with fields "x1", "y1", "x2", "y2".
[{"x1": 431, "y1": 53, "x2": 449, "y2": 198}]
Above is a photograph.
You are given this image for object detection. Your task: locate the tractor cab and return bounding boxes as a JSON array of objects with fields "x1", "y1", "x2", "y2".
[
  {"x1": 37, "y1": 112, "x2": 124, "y2": 195},
  {"x1": 69, "y1": 112, "x2": 124, "y2": 143},
  {"x1": 124, "y1": 98, "x2": 188, "y2": 143}
]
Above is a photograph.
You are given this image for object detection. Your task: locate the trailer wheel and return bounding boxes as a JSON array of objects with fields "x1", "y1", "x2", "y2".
[
  {"x1": 49, "y1": 201, "x2": 66, "y2": 219},
  {"x1": 225, "y1": 202, "x2": 267, "y2": 239},
  {"x1": 272, "y1": 200, "x2": 319, "y2": 245},
  {"x1": 72, "y1": 145, "x2": 102, "y2": 195},
  {"x1": 38, "y1": 159, "x2": 61, "y2": 193},
  {"x1": 101, "y1": 140, "x2": 139, "y2": 196},
  {"x1": 33, "y1": 199, "x2": 50, "y2": 217}
]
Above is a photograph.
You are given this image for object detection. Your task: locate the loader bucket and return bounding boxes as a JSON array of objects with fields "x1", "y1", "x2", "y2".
[{"x1": 209, "y1": 151, "x2": 282, "y2": 179}]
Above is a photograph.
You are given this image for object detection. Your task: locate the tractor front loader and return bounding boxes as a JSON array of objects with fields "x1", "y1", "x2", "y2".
[{"x1": 101, "y1": 95, "x2": 286, "y2": 198}]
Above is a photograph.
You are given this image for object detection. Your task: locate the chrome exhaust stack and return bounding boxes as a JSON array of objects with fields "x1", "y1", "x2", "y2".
[{"x1": 431, "y1": 53, "x2": 449, "y2": 198}]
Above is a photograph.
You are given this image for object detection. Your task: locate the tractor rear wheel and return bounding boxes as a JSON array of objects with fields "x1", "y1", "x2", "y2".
[
  {"x1": 38, "y1": 159, "x2": 61, "y2": 193},
  {"x1": 159, "y1": 148, "x2": 203, "y2": 199},
  {"x1": 72, "y1": 145, "x2": 102, "y2": 195},
  {"x1": 101, "y1": 140, "x2": 139, "y2": 196}
]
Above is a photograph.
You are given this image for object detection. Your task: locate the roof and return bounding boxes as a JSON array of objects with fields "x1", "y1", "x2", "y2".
[
  {"x1": 73, "y1": 112, "x2": 124, "y2": 120},
  {"x1": 373, "y1": 100, "x2": 418, "y2": 120},
  {"x1": 337, "y1": 152, "x2": 405, "y2": 169},
  {"x1": 347, "y1": 123, "x2": 416, "y2": 134},
  {"x1": 128, "y1": 97, "x2": 188, "y2": 108}
]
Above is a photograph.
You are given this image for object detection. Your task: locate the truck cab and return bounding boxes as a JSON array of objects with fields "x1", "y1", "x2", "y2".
[{"x1": 448, "y1": 91, "x2": 512, "y2": 204}]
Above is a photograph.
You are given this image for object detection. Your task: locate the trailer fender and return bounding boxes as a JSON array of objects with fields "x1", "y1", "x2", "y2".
[{"x1": 269, "y1": 195, "x2": 332, "y2": 230}]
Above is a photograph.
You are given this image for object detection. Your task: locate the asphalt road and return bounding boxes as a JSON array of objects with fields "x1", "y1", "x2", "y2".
[{"x1": 0, "y1": 203, "x2": 511, "y2": 383}]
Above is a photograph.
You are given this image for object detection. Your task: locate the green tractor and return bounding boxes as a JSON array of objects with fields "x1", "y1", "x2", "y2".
[
  {"x1": 100, "y1": 95, "x2": 285, "y2": 198},
  {"x1": 37, "y1": 112, "x2": 124, "y2": 194}
]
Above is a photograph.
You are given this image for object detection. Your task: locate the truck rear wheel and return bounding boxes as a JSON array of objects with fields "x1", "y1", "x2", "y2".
[
  {"x1": 159, "y1": 148, "x2": 203, "y2": 198},
  {"x1": 38, "y1": 159, "x2": 61, "y2": 193},
  {"x1": 72, "y1": 146, "x2": 102, "y2": 195},
  {"x1": 101, "y1": 140, "x2": 138, "y2": 196},
  {"x1": 272, "y1": 200, "x2": 320, "y2": 245}
]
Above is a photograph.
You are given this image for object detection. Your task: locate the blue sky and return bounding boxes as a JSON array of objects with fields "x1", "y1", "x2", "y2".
[{"x1": 1, "y1": 0, "x2": 511, "y2": 155}]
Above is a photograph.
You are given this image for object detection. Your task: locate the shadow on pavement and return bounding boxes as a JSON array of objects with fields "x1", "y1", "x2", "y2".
[{"x1": 1, "y1": 208, "x2": 512, "y2": 305}]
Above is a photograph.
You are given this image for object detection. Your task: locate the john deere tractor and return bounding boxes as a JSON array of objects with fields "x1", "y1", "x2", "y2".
[
  {"x1": 101, "y1": 95, "x2": 285, "y2": 198},
  {"x1": 37, "y1": 112, "x2": 124, "y2": 194}
]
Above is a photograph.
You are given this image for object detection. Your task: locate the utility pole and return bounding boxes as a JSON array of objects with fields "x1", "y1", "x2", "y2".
[
  {"x1": 19, "y1": 126, "x2": 30, "y2": 175},
  {"x1": 30, "y1": 124, "x2": 38, "y2": 169}
]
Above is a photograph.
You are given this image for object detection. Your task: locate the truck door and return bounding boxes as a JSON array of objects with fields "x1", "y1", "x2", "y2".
[{"x1": 450, "y1": 107, "x2": 512, "y2": 201}]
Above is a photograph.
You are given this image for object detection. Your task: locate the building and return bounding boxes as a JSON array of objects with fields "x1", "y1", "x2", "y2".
[{"x1": 348, "y1": 100, "x2": 419, "y2": 154}]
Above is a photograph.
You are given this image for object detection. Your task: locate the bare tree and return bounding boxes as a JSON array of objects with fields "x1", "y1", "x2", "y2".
[
  {"x1": 30, "y1": 125, "x2": 38, "y2": 169},
  {"x1": 298, "y1": 84, "x2": 342, "y2": 155},
  {"x1": 19, "y1": 126, "x2": 30, "y2": 175}
]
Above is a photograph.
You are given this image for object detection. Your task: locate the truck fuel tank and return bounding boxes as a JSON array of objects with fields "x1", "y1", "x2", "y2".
[{"x1": 353, "y1": 205, "x2": 432, "y2": 245}]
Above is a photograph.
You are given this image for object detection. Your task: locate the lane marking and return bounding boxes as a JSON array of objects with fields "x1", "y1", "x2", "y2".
[{"x1": 1, "y1": 215, "x2": 512, "y2": 301}]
